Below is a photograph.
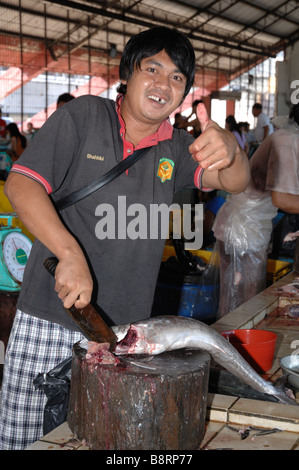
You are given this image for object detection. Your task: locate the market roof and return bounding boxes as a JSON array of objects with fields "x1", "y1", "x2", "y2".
[{"x1": 1, "y1": 0, "x2": 299, "y2": 98}]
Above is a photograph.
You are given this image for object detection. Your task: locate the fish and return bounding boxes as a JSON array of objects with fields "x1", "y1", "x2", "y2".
[
  {"x1": 271, "y1": 282, "x2": 299, "y2": 296},
  {"x1": 112, "y1": 315, "x2": 298, "y2": 406},
  {"x1": 279, "y1": 304, "x2": 299, "y2": 319}
]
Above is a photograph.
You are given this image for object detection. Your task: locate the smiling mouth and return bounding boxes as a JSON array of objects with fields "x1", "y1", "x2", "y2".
[{"x1": 148, "y1": 94, "x2": 167, "y2": 105}]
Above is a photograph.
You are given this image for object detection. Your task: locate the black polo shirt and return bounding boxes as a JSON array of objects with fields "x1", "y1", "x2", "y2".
[{"x1": 12, "y1": 95, "x2": 204, "y2": 329}]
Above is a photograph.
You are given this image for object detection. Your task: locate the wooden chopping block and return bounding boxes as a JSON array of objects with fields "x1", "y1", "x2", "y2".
[{"x1": 67, "y1": 342, "x2": 210, "y2": 450}]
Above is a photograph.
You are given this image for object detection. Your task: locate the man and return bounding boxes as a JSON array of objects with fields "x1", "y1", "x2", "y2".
[
  {"x1": 252, "y1": 102, "x2": 273, "y2": 143},
  {"x1": 24, "y1": 122, "x2": 36, "y2": 142},
  {"x1": 1, "y1": 26, "x2": 249, "y2": 449}
]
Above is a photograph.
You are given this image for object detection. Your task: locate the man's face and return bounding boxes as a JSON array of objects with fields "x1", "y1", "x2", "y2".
[
  {"x1": 252, "y1": 107, "x2": 259, "y2": 117},
  {"x1": 121, "y1": 50, "x2": 187, "y2": 126}
]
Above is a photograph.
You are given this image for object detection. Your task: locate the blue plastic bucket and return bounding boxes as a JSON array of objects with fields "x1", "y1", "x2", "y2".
[{"x1": 152, "y1": 270, "x2": 219, "y2": 324}]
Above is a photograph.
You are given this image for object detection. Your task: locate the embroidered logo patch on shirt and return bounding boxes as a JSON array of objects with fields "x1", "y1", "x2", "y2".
[{"x1": 157, "y1": 158, "x2": 174, "y2": 183}]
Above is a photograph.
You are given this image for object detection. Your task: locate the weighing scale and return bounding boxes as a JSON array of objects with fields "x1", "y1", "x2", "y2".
[{"x1": 0, "y1": 213, "x2": 32, "y2": 292}]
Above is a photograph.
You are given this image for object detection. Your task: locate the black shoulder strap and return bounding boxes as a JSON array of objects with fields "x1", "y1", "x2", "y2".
[{"x1": 56, "y1": 148, "x2": 149, "y2": 211}]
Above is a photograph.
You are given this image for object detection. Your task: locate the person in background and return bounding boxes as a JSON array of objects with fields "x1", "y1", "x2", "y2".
[
  {"x1": 24, "y1": 122, "x2": 36, "y2": 142},
  {"x1": 0, "y1": 107, "x2": 7, "y2": 138},
  {"x1": 1, "y1": 26, "x2": 249, "y2": 450},
  {"x1": 252, "y1": 102, "x2": 273, "y2": 143},
  {"x1": 239, "y1": 121, "x2": 256, "y2": 157},
  {"x1": 56, "y1": 92, "x2": 75, "y2": 109},
  {"x1": 173, "y1": 112, "x2": 187, "y2": 129},
  {"x1": 225, "y1": 115, "x2": 249, "y2": 154},
  {"x1": 6, "y1": 123, "x2": 27, "y2": 161},
  {"x1": 213, "y1": 103, "x2": 299, "y2": 318}
]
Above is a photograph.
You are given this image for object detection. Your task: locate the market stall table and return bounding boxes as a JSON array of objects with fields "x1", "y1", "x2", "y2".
[{"x1": 26, "y1": 271, "x2": 299, "y2": 451}]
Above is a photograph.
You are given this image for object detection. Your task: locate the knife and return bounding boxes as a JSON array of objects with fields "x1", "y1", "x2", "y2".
[{"x1": 44, "y1": 257, "x2": 117, "y2": 350}]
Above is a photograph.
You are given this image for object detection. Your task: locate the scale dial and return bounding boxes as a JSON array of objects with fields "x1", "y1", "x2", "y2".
[{"x1": 3, "y1": 231, "x2": 32, "y2": 282}]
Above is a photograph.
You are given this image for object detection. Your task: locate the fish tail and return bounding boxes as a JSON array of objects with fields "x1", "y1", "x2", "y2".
[{"x1": 272, "y1": 389, "x2": 298, "y2": 406}]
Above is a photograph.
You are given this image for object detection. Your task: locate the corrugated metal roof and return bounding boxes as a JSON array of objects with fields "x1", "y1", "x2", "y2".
[{"x1": 1, "y1": 0, "x2": 298, "y2": 90}]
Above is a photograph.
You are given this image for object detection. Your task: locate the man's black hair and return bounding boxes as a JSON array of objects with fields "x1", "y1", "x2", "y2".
[
  {"x1": 118, "y1": 26, "x2": 195, "y2": 99},
  {"x1": 57, "y1": 93, "x2": 75, "y2": 106}
]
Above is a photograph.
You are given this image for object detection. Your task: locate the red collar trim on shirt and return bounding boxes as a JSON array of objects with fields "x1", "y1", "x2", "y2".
[{"x1": 116, "y1": 94, "x2": 173, "y2": 157}]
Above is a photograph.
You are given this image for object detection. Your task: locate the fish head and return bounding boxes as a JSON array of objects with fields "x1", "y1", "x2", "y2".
[{"x1": 114, "y1": 323, "x2": 167, "y2": 355}]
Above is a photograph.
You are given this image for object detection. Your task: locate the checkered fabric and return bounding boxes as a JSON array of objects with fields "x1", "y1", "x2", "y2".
[{"x1": 0, "y1": 310, "x2": 84, "y2": 450}]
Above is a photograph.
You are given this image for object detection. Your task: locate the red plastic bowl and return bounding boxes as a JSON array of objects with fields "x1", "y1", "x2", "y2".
[{"x1": 221, "y1": 329, "x2": 277, "y2": 373}]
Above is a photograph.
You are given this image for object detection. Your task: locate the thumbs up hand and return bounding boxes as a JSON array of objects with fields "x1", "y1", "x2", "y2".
[{"x1": 189, "y1": 102, "x2": 238, "y2": 171}]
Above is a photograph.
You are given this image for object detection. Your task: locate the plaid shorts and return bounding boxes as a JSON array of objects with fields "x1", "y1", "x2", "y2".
[{"x1": 0, "y1": 310, "x2": 84, "y2": 450}]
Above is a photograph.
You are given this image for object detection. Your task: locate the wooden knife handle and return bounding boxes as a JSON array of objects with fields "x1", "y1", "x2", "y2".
[
  {"x1": 44, "y1": 256, "x2": 59, "y2": 277},
  {"x1": 44, "y1": 257, "x2": 117, "y2": 349}
]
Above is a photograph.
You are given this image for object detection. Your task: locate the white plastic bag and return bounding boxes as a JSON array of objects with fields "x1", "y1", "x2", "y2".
[{"x1": 212, "y1": 193, "x2": 276, "y2": 317}]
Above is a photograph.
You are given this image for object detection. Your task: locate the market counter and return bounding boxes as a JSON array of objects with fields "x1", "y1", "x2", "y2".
[{"x1": 26, "y1": 271, "x2": 299, "y2": 451}]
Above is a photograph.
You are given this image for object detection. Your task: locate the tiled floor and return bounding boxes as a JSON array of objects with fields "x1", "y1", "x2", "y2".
[{"x1": 26, "y1": 271, "x2": 299, "y2": 451}]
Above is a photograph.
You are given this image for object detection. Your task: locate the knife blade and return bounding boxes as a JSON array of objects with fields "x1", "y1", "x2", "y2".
[{"x1": 44, "y1": 257, "x2": 117, "y2": 350}]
